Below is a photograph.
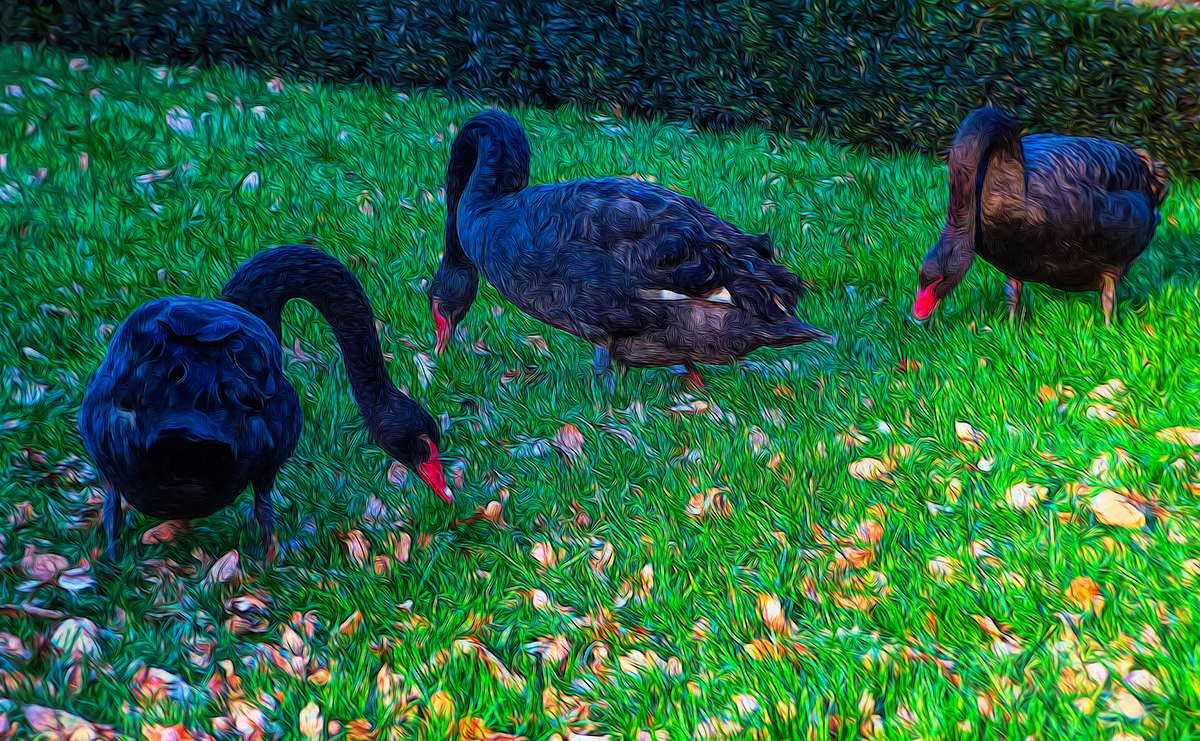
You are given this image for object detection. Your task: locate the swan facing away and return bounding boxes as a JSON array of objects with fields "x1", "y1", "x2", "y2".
[
  {"x1": 914, "y1": 105, "x2": 1169, "y2": 327},
  {"x1": 79, "y1": 244, "x2": 451, "y2": 560},
  {"x1": 430, "y1": 109, "x2": 830, "y2": 392}
]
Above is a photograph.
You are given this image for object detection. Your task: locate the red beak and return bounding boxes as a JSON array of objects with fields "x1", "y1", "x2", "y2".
[
  {"x1": 913, "y1": 281, "x2": 941, "y2": 321},
  {"x1": 432, "y1": 302, "x2": 450, "y2": 356},
  {"x1": 417, "y1": 439, "x2": 453, "y2": 503}
]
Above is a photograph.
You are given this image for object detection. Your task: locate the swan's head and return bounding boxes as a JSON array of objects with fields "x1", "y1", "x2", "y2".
[
  {"x1": 376, "y1": 403, "x2": 453, "y2": 505},
  {"x1": 914, "y1": 233, "x2": 975, "y2": 322},
  {"x1": 429, "y1": 264, "x2": 477, "y2": 355}
]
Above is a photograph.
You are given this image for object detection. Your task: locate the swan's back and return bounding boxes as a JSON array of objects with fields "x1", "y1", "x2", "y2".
[{"x1": 79, "y1": 296, "x2": 301, "y2": 519}]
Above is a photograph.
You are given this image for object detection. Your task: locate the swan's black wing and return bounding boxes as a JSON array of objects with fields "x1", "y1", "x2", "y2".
[{"x1": 467, "y1": 178, "x2": 802, "y2": 334}]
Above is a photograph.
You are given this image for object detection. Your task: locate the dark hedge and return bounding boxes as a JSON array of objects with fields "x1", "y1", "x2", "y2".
[{"x1": 5, "y1": 0, "x2": 1200, "y2": 174}]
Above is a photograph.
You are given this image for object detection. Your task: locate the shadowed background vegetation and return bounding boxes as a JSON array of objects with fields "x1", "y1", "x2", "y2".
[{"x1": 5, "y1": 0, "x2": 1200, "y2": 174}]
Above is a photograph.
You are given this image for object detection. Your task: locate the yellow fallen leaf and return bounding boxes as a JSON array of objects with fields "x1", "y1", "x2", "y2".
[
  {"x1": 856, "y1": 520, "x2": 883, "y2": 543},
  {"x1": 1066, "y1": 576, "x2": 1105, "y2": 615},
  {"x1": 757, "y1": 594, "x2": 787, "y2": 634},
  {"x1": 430, "y1": 690, "x2": 455, "y2": 717},
  {"x1": 927, "y1": 557, "x2": 958, "y2": 582},
  {"x1": 955, "y1": 421, "x2": 986, "y2": 449},
  {"x1": 1005, "y1": 482, "x2": 1046, "y2": 510},
  {"x1": 530, "y1": 542, "x2": 557, "y2": 569},
  {"x1": 298, "y1": 702, "x2": 323, "y2": 741},
  {"x1": 1155, "y1": 427, "x2": 1200, "y2": 446},
  {"x1": 848, "y1": 458, "x2": 892, "y2": 482},
  {"x1": 1108, "y1": 689, "x2": 1145, "y2": 720},
  {"x1": 1087, "y1": 378, "x2": 1126, "y2": 400},
  {"x1": 1090, "y1": 490, "x2": 1146, "y2": 529}
]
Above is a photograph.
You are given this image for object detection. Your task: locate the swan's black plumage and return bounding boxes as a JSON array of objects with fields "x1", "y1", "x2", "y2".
[
  {"x1": 78, "y1": 245, "x2": 450, "y2": 559},
  {"x1": 914, "y1": 105, "x2": 1169, "y2": 326},
  {"x1": 430, "y1": 108, "x2": 829, "y2": 390}
]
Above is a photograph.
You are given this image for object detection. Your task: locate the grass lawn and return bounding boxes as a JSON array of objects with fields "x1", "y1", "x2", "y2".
[{"x1": 4, "y1": 41, "x2": 1200, "y2": 741}]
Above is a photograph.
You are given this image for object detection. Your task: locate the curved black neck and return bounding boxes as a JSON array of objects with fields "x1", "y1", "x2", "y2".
[
  {"x1": 937, "y1": 106, "x2": 1026, "y2": 286},
  {"x1": 220, "y1": 244, "x2": 403, "y2": 423},
  {"x1": 443, "y1": 109, "x2": 532, "y2": 268}
]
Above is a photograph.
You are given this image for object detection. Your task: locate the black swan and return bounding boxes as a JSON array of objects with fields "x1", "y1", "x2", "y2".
[
  {"x1": 78, "y1": 244, "x2": 451, "y2": 559},
  {"x1": 429, "y1": 109, "x2": 830, "y2": 391},
  {"x1": 913, "y1": 105, "x2": 1169, "y2": 327}
]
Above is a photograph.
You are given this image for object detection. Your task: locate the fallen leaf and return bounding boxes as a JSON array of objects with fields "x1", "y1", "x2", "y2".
[
  {"x1": 393, "y1": 533, "x2": 412, "y2": 564},
  {"x1": 530, "y1": 542, "x2": 557, "y2": 570},
  {"x1": 69, "y1": 58, "x2": 90, "y2": 71},
  {"x1": 335, "y1": 611, "x2": 363, "y2": 639},
  {"x1": 387, "y1": 461, "x2": 409, "y2": 488},
  {"x1": 554, "y1": 423, "x2": 585, "y2": 462},
  {"x1": 51, "y1": 618, "x2": 100, "y2": 660},
  {"x1": 1124, "y1": 669, "x2": 1163, "y2": 696},
  {"x1": 955, "y1": 422, "x2": 986, "y2": 449},
  {"x1": 1065, "y1": 576, "x2": 1105, "y2": 615},
  {"x1": 131, "y1": 666, "x2": 186, "y2": 705},
  {"x1": 732, "y1": 694, "x2": 761, "y2": 717},
  {"x1": 142, "y1": 521, "x2": 188, "y2": 544},
  {"x1": 299, "y1": 702, "x2": 323, "y2": 741},
  {"x1": 686, "y1": 488, "x2": 732, "y2": 519},
  {"x1": 856, "y1": 520, "x2": 884, "y2": 543},
  {"x1": 207, "y1": 550, "x2": 241, "y2": 585},
  {"x1": 22, "y1": 545, "x2": 68, "y2": 582},
  {"x1": 267, "y1": 78, "x2": 284, "y2": 93},
  {"x1": 239, "y1": 172, "x2": 260, "y2": 192},
  {"x1": 848, "y1": 458, "x2": 892, "y2": 482},
  {"x1": 1155, "y1": 427, "x2": 1200, "y2": 446},
  {"x1": 142, "y1": 724, "x2": 203, "y2": 741},
  {"x1": 23, "y1": 706, "x2": 103, "y2": 740},
  {"x1": 454, "y1": 638, "x2": 526, "y2": 691},
  {"x1": 1088, "y1": 379, "x2": 1126, "y2": 400},
  {"x1": 1005, "y1": 482, "x2": 1047, "y2": 510},
  {"x1": 165, "y1": 107, "x2": 193, "y2": 134},
  {"x1": 927, "y1": 557, "x2": 957, "y2": 582},
  {"x1": 430, "y1": 690, "x2": 455, "y2": 717},
  {"x1": 1108, "y1": 689, "x2": 1144, "y2": 720},
  {"x1": 1090, "y1": 490, "x2": 1146, "y2": 529},
  {"x1": 669, "y1": 400, "x2": 709, "y2": 415},
  {"x1": 524, "y1": 635, "x2": 570, "y2": 666},
  {"x1": 757, "y1": 594, "x2": 787, "y2": 634},
  {"x1": 344, "y1": 530, "x2": 370, "y2": 566},
  {"x1": 0, "y1": 632, "x2": 30, "y2": 661}
]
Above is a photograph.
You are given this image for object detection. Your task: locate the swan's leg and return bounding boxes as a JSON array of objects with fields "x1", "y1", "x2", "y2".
[
  {"x1": 101, "y1": 482, "x2": 123, "y2": 561},
  {"x1": 251, "y1": 472, "x2": 280, "y2": 562},
  {"x1": 593, "y1": 344, "x2": 617, "y2": 395},
  {"x1": 683, "y1": 361, "x2": 705, "y2": 392},
  {"x1": 1101, "y1": 273, "x2": 1119, "y2": 328},
  {"x1": 1005, "y1": 277, "x2": 1023, "y2": 325}
]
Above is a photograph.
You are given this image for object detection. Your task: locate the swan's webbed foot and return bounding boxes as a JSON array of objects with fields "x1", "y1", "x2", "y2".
[
  {"x1": 1101, "y1": 273, "x2": 1119, "y2": 328},
  {"x1": 252, "y1": 474, "x2": 280, "y2": 563},
  {"x1": 102, "y1": 483, "x2": 123, "y2": 562},
  {"x1": 1005, "y1": 277, "x2": 1023, "y2": 326},
  {"x1": 593, "y1": 344, "x2": 617, "y2": 395}
]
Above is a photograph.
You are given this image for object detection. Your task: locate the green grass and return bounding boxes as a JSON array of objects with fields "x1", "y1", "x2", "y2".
[{"x1": 2, "y1": 41, "x2": 1200, "y2": 740}]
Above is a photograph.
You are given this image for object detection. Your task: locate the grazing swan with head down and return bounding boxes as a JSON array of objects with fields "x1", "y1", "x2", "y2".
[
  {"x1": 78, "y1": 244, "x2": 451, "y2": 559},
  {"x1": 914, "y1": 105, "x2": 1169, "y2": 327},
  {"x1": 430, "y1": 109, "x2": 830, "y2": 391}
]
